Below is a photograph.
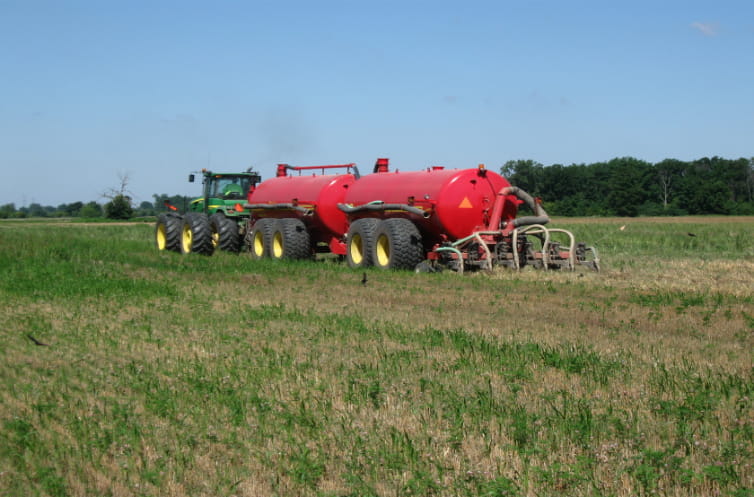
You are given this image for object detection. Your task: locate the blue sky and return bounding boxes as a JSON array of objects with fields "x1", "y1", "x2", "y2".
[{"x1": 1, "y1": 0, "x2": 753, "y2": 207}]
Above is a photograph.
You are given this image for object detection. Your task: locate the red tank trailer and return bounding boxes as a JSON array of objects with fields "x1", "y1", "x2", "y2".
[
  {"x1": 244, "y1": 163, "x2": 357, "y2": 259},
  {"x1": 244, "y1": 158, "x2": 599, "y2": 272}
]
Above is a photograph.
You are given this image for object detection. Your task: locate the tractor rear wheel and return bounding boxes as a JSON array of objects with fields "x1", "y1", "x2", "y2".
[
  {"x1": 249, "y1": 218, "x2": 274, "y2": 259},
  {"x1": 180, "y1": 212, "x2": 215, "y2": 255},
  {"x1": 371, "y1": 218, "x2": 424, "y2": 270},
  {"x1": 210, "y1": 213, "x2": 241, "y2": 253},
  {"x1": 155, "y1": 213, "x2": 182, "y2": 252},
  {"x1": 270, "y1": 218, "x2": 311, "y2": 260},
  {"x1": 346, "y1": 218, "x2": 380, "y2": 268}
]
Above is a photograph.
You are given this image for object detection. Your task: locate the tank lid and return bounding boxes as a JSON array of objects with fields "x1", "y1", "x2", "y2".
[{"x1": 374, "y1": 158, "x2": 390, "y2": 173}]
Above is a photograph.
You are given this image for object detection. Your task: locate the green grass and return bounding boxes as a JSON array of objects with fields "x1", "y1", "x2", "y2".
[{"x1": 1, "y1": 218, "x2": 753, "y2": 496}]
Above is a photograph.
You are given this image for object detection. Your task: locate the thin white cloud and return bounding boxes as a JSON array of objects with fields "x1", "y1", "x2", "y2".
[{"x1": 691, "y1": 21, "x2": 719, "y2": 37}]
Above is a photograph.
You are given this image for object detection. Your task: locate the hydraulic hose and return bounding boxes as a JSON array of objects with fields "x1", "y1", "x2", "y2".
[
  {"x1": 337, "y1": 201, "x2": 429, "y2": 218},
  {"x1": 500, "y1": 186, "x2": 550, "y2": 229}
]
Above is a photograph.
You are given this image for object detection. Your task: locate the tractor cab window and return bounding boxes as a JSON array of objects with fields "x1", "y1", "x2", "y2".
[{"x1": 211, "y1": 177, "x2": 249, "y2": 199}]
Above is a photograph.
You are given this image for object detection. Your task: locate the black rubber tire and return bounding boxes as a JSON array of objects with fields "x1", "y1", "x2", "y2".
[
  {"x1": 155, "y1": 213, "x2": 182, "y2": 252},
  {"x1": 346, "y1": 218, "x2": 380, "y2": 268},
  {"x1": 210, "y1": 213, "x2": 241, "y2": 253},
  {"x1": 371, "y1": 218, "x2": 424, "y2": 270},
  {"x1": 180, "y1": 212, "x2": 215, "y2": 256},
  {"x1": 270, "y1": 218, "x2": 311, "y2": 260},
  {"x1": 249, "y1": 218, "x2": 274, "y2": 259}
]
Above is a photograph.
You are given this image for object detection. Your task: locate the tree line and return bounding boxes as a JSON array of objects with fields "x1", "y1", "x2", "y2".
[
  {"x1": 0, "y1": 194, "x2": 193, "y2": 220},
  {"x1": 502, "y1": 156, "x2": 754, "y2": 216},
  {"x1": 2, "y1": 156, "x2": 753, "y2": 219}
]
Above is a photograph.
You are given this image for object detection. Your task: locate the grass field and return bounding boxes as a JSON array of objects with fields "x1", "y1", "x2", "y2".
[{"x1": 1, "y1": 217, "x2": 753, "y2": 497}]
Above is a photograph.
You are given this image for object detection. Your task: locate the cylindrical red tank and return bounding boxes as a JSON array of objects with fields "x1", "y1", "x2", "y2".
[
  {"x1": 248, "y1": 169, "x2": 356, "y2": 239},
  {"x1": 342, "y1": 165, "x2": 519, "y2": 242}
]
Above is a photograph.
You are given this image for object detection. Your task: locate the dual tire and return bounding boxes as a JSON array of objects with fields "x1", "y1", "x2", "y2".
[
  {"x1": 210, "y1": 213, "x2": 241, "y2": 253},
  {"x1": 180, "y1": 212, "x2": 215, "y2": 255},
  {"x1": 156, "y1": 212, "x2": 239, "y2": 256},
  {"x1": 155, "y1": 213, "x2": 182, "y2": 252},
  {"x1": 347, "y1": 218, "x2": 424, "y2": 270},
  {"x1": 346, "y1": 218, "x2": 380, "y2": 268},
  {"x1": 249, "y1": 218, "x2": 311, "y2": 260}
]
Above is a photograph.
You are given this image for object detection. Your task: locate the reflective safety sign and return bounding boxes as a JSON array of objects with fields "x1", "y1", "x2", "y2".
[{"x1": 458, "y1": 197, "x2": 473, "y2": 208}]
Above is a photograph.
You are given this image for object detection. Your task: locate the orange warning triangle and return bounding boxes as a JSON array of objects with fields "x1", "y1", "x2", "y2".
[{"x1": 458, "y1": 197, "x2": 473, "y2": 208}]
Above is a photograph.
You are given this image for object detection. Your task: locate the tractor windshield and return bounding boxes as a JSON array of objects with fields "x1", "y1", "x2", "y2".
[{"x1": 210, "y1": 176, "x2": 252, "y2": 200}]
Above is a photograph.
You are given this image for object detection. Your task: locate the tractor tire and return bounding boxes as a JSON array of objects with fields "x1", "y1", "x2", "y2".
[
  {"x1": 346, "y1": 218, "x2": 380, "y2": 268},
  {"x1": 210, "y1": 213, "x2": 241, "y2": 253},
  {"x1": 155, "y1": 213, "x2": 182, "y2": 252},
  {"x1": 249, "y1": 218, "x2": 274, "y2": 259},
  {"x1": 371, "y1": 218, "x2": 424, "y2": 270},
  {"x1": 180, "y1": 212, "x2": 215, "y2": 256},
  {"x1": 270, "y1": 218, "x2": 311, "y2": 260}
]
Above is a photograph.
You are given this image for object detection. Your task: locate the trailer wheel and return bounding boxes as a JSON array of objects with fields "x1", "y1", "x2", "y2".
[
  {"x1": 155, "y1": 213, "x2": 182, "y2": 252},
  {"x1": 180, "y1": 212, "x2": 215, "y2": 255},
  {"x1": 271, "y1": 218, "x2": 311, "y2": 260},
  {"x1": 249, "y1": 218, "x2": 274, "y2": 259},
  {"x1": 210, "y1": 213, "x2": 241, "y2": 253},
  {"x1": 372, "y1": 218, "x2": 424, "y2": 270},
  {"x1": 346, "y1": 218, "x2": 380, "y2": 268}
]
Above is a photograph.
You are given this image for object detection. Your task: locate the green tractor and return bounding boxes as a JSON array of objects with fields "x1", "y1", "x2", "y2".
[{"x1": 155, "y1": 168, "x2": 262, "y2": 255}]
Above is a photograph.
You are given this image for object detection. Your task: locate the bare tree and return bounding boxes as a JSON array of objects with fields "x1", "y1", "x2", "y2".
[
  {"x1": 658, "y1": 168, "x2": 672, "y2": 209},
  {"x1": 102, "y1": 171, "x2": 134, "y2": 201},
  {"x1": 101, "y1": 171, "x2": 135, "y2": 219},
  {"x1": 655, "y1": 159, "x2": 686, "y2": 210}
]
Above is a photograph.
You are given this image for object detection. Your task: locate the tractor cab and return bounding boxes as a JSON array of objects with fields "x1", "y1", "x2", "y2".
[{"x1": 188, "y1": 168, "x2": 262, "y2": 215}]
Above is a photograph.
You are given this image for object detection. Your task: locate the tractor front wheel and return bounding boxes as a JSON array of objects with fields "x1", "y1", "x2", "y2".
[
  {"x1": 180, "y1": 212, "x2": 215, "y2": 255},
  {"x1": 371, "y1": 218, "x2": 424, "y2": 270},
  {"x1": 155, "y1": 213, "x2": 182, "y2": 252}
]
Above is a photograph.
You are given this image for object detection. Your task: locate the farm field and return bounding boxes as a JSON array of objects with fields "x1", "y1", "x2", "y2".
[{"x1": 1, "y1": 217, "x2": 753, "y2": 497}]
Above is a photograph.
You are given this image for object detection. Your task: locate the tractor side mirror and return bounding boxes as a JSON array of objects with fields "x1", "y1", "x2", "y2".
[{"x1": 188, "y1": 174, "x2": 195, "y2": 183}]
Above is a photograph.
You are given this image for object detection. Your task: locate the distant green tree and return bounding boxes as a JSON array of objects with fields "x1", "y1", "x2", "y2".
[
  {"x1": 712, "y1": 157, "x2": 751, "y2": 203},
  {"x1": 104, "y1": 195, "x2": 133, "y2": 219},
  {"x1": 687, "y1": 180, "x2": 733, "y2": 214},
  {"x1": 0, "y1": 203, "x2": 16, "y2": 219},
  {"x1": 132, "y1": 201, "x2": 156, "y2": 217},
  {"x1": 501, "y1": 160, "x2": 545, "y2": 195},
  {"x1": 80, "y1": 202, "x2": 103, "y2": 218},
  {"x1": 605, "y1": 157, "x2": 653, "y2": 217},
  {"x1": 25, "y1": 203, "x2": 52, "y2": 218},
  {"x1": 57, "y1": 201, "x2": 84, "y2": 217}
]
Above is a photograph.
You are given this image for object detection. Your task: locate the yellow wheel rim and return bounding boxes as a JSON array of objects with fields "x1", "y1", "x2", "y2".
[
  {"x1": 182, "y1": 225, "x2": 193, "y2": 252},
  {"x1": 211, "y1": 228, "x2": 219, "y2": 248},
  {"x1": 253, "y1": 230, "x2": 265, "y2": 257},
  {"x1": 349, "y1": 233, "x2": 363, "y2": 265},
  {"x1": 272, "y1": 231, "x2": 284, "y2": 259},
  {"x1": 375, "y1": 234, "x2": 390, "y2": 267},
  {"x1": 156, "y1": 224, "x2": 167, "y2": 250}
]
